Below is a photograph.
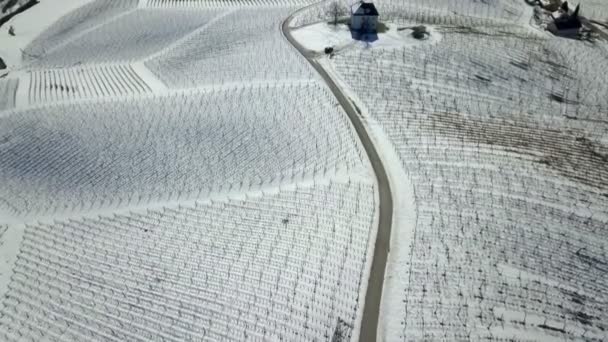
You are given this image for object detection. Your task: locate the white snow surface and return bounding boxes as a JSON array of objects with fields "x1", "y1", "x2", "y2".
[
  {"x1": 0, "y1": 0, "x2": 95, "y2": 73},
  {"x1": 291, "y1": 22, "x2": 441, "y2": 53}
]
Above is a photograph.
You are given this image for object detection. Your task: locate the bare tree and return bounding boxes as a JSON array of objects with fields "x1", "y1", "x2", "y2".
[{"x1": 328, "y1": 1, "x2": 346, "y2": 26}]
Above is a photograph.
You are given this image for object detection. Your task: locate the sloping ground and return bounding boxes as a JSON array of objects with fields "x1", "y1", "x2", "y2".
[
  {"x1": 0, "y1": 0, "x2": 36, "y2": 28},
  {"x1": 0, "y1": 2, "x2": 380, "y2": 341},
  {"x1": 0, "y1": 78, "x2": 17, "y2": 110},
  {"x1": 22, "y1": 0, "x2": 138, "y2": 62},
  {"x1": 0, "y1": 82, "x2": 366, "y2": 217},
  {"x1": 28, "y1": 64, "x2": 151, "y2": 104},
  {"x1": 329, "y1": 22, "x2": 608, "y2": 341},
  {"x1": 28, "y1": 9, "x2": 220, "y2": 68},
  {"x1": 290, "y1": 0, "x2": 530, "y2": 28},
  {"x1": 578, "y1": 0, "x2": 608, "y2": 22},
  {"x1": 0, "y1": 181, "x2": 375, "y2": 341},
  {"x1": 145, "y1": 0, "x2": 315, "y2": 8},
  {"x1": 146, "y1": 8, "x2": 315, "y2": 87}
]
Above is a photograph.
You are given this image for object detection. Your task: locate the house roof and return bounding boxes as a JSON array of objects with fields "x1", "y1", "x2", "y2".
[{"x1": 353, "y1": 2, "x2": 379, "y2": 16}]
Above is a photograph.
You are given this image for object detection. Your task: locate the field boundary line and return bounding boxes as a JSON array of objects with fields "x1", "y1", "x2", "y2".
[{"x1": 0, "y1": 168, "x2": 373, "y2": 227}]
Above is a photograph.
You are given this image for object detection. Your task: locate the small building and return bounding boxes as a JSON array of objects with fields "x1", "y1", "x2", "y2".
[{"x1": 351, "y1": 1, "x2": 379, "y2": 33}]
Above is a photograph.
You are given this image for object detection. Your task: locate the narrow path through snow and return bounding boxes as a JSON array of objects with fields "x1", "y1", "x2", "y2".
[{"x1": 283, "y1": 5, "x2": 394, "y2": 341}]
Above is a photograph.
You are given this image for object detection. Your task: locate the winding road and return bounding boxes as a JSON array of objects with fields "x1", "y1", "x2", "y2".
[{"x1": 282, "y1": 7, "x2": 394, "y2": 342}]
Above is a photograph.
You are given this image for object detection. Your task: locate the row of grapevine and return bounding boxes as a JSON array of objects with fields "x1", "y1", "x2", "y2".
[
  {"x1": 145, "y1": 0, "x2": 314, "y2": 8},
  {"x1": 28, "y1": 64, "x2": 151, "y2": 105}
]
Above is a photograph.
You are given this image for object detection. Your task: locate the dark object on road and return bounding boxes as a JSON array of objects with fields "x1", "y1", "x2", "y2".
[
  {"x1": 8, "y1": 25, "x2": 15, "y2": 36},
  {"x1": 412, "y1": 25, "x2": 429, "y2": 39},
  {"x1": 325, "y1": 46, "x2": 334, "y2": 54}
]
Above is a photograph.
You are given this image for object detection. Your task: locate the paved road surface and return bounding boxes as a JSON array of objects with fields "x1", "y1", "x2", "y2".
[{"x1": 282, "y1": 7, "x2": 394, "y2": 342}]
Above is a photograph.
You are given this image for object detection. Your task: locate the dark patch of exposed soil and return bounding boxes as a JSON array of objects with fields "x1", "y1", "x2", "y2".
[{"x1": 428, "y1": 111, "x2": 608, "y2": 191}]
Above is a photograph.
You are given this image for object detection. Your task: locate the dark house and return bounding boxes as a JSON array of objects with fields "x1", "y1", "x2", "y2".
[{"x1": 351, "y1": 2, "x2": 379, "y2": 33}]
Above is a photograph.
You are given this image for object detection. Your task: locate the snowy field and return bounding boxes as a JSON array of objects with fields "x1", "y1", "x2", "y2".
[
  {"x1": 21, "y1": 0, "x2": 138, "y2": 64},
  {"x1": 145, "y1": 0, "x2": 316, "y2": 8},
  {"x1": 146, "y1": 8, "x2": 316, "y2": 87},
  {"x1": 27, "y1": 64, "x2": 152, "y2": 104},
  {"x1": 1, "y1": 181, "x2": 376, "y2": 341},
  {"x1": 0, "y1": 0, "x2": 96, "y2": 72},
  {"x1": 290, "y1": 0, "x2": 532, "y2": 28},
  {"x1": 291, "y1": 22, "x2": 442, "y2": 53},
  {"x1": 0, "y1": 78, "x2": 18, "y2": 110},
  {"x1": 577, "y1": 0, "x2": 608, "y2": 22},
  {"x1": 0, "y1": 83, "x2": 367, "y2": 217},
  {"x1": 312, "y1": 4, "x2": 608, "y2": 340},
  {"x1": 27, "y1": 9, "x2": 220, "y2": 68},
  {"x1": 2, "y1": 0, "x2": 607, "y2": 340},
  {"x1": 0, "y1": 0, "x2": 380, "y2": 341}
]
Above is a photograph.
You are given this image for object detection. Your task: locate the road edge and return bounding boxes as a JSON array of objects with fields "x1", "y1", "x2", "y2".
[{"x1": 281, "y1": 7, "x2": 394, "y2": 342}]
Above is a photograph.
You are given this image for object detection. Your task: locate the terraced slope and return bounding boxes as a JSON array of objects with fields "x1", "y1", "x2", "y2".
[
  {"x1": 28, "y1": 64, "x2": 151, "y2": 104},
  {"x1": 23, "y1": 0, "x2": 139, "y2": 62},
  {"x1": 329, "y1": 23, "x2": 608, "y2": 341},
  {"x1": 0, "y1": 78, "x2": 17, "y2": 111},
  {"x1": 146, "y1": 8, "x2": 315, "y2": 87},
  {"x1": 1, "y1": 181, "x2": 375, "y2": 341},
  {"x1": 29, "y1": 9, "x2": 221, "y2": 68},
  {"x1": 0, "y1": 2, "x2": 381, "y2": 341}
]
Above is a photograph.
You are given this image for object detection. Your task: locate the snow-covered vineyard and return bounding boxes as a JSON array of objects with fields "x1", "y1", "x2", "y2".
[
  {"x1": 1, "y1": 182, "x2": 375, "y2": 341},
  {"x1": 0, "y1": 78, "x2": 18, "y2": 111},
  {"x1": 27, "y1": 65, "x2": 152, "y2": 104},
  {"x1": 145, "y1": 8, "x2": 316, "y2": 87},
  {"x1": 317, "y1": 0, "x2": 608, "y2": 339},
  {"x1": 0, "y1": 0, "x2": 378, "y2": 340},
  {"x1": 1, "y1": 0, "x2": 608, "y2": 340},
  {"x1": 1, "y1": 83, "x2": 366, "y2": 217}
]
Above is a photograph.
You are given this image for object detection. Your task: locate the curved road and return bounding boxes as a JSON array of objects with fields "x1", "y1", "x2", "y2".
[{"x1": 282, "y1": 8, "x2": 394, "y2": 342}]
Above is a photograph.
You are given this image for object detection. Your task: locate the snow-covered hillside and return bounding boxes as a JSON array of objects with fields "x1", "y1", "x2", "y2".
[
  {"x1": 145, "y1": 8, "x2": 316, "y2": 87},
  {"x1": 311, "y1": 2, "x2": 608, "y2": 340},
  {"x1": 1, "y1": 181, "x2": 376, "y2": 341},
  {"x1": 1, "y1": 83, "x2": 367, "y2": 217},
  {"x1": 0, "y1": 0, "x2": 379, "y2": 340}
]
